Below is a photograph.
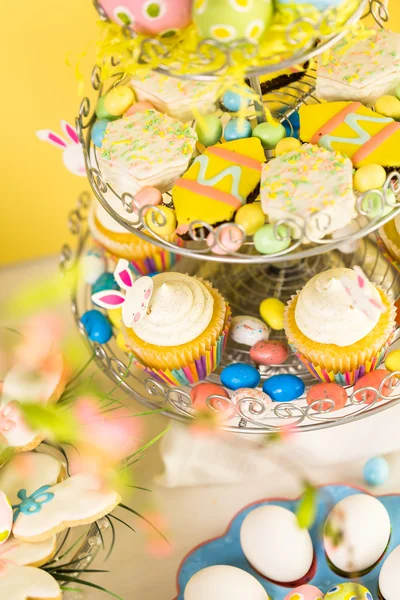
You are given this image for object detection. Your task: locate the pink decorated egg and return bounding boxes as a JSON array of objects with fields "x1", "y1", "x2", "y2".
[
  {"x1": 284, "y1": 584, "x2": 323, "y2": 600},
  {"x1": 207, "y1": 225, "x2": 243, "y2": 255},
  {"x1": 98, "y1": 0, "x2": 193, "y2": 36},
  {"x1": 124, "y1": 101, "x2": 155, "y2": 116},
  {"x1": 353, "y1": 369, "x2": 397, "y2": 405},
  {"x1": 135, "y1": 186, "x2": 163, "y2": 211},
  {"x1": 250, "y1": 340, "x2": 289, "y2": 366},
  {"x1": 0, "y1": 491, "x2": 12, "y2": 545},
  {"x1": 306, "y1": 382, "x2": 347, "y2": 412},
  {"x1": 190, "y1": 382, "x2": 230, "y2": 411}
]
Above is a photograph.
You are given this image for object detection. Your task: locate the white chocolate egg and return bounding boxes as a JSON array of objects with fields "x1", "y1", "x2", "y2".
[
  {"x1": 379, "y1": 544, "x2": 400, "y2": 600},
  {"x1": 230, "y1": 316, "x2": 269, "y2": 346},
  {"x1": 324, "y1": 494, "x2": 390, "y2": 573},
  {"x1": 0, "y1": 491, "x2": 12, "y2": 545},
  {"x1": 240, "y1": 505, "x2": 313, "y2": 583},
  {"x1": 184, "y1": 565, "x2": 269, "y2": 600}
]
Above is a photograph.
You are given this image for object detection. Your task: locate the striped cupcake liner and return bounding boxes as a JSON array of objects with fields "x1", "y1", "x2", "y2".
[
  {"x1": 377, "y1": 236, "x2": 400, "y2": 275},
  {"x1": 129, "y1": 250, "x2": 180, "y2": 276},
  {"x1": 135, "y1": 313, "x2": 232, "y2": 387},
  {"x1": 289, "y1": 330, "x2": 395, "y2": 386}
]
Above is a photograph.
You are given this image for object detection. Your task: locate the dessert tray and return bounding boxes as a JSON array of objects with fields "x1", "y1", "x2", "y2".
[
  {"x1": 61, "y1": 193, "x2": 400, "y2": 434},
  {"x1": 174, "y1": 483, "x2": 399, "y2": 600}
]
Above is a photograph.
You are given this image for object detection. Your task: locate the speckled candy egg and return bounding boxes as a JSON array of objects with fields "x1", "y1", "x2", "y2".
[
  {"x1": 0, "y1": 492, "x2": 12, "y2": 545},
  {"x1": 81, "y1": 310, "x2": 113, "y2": 344},
  {"x1": 284, "y1": 584, "x2": 323, "y2": 600},
  {"x1": 224, "y1": 118, "x2": 252, "y2": 142},
  {"x1": 220, "y1": 363, "x2": 260, "y2": 390},
  {"x1": 193, "y1": 0, "x2": 274, "y2": 44},
  {"x1": 230, "y1": 316, "x2": 269, "y2": 346},
  {"x1": 306, "y1": 382, "x2": 347, "y2": 412},
  {"x1": 231, "y1": 387, "x2": 272, "y2": 418},
  {"x1": 353, "y1": 369, "x2": 396, "y2": 405},
  {"x1": 92, "y1": 272, "x2": 119, "y2": 295},
  {"x1": 190, "y1": 382, "x2": 230, "y2": 410},
  {"x1": 98, "y1": 0, "x2": 192, "y2": 35},
  {"x1": 263, "y1": 374, "x2": 305, "y2": 402},
  {"x1": 325, "y1": 583, "x2": 373, "y2": 599},
  {"x1": 250, "y1": 340, "x2": 289, "y2": 366}
]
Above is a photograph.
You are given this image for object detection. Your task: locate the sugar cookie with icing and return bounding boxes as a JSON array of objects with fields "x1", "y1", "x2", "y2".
[
  {"x1": 0, "y1": 563, "x2": 61, "y2": 600},
  {"x1": 0, "y1": 534, "x2": 57, "y2": 567},
  {"x1": 172, "y1": 138, "x2": 265, "y2": 232},
  {"x1": 299, "y1": 101, "x2": 400, "y2": 167}
]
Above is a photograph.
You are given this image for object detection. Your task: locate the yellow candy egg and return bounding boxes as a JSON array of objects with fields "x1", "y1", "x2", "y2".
[
  {"x1": 235, "y1": 203, "x2": 265, "y2": 236},
  {"x1": 353, "y1": 164, "x2": 387, "y2": 193},
  {"x1": 145, "y1": 206, "x2": 177, "y2": 237},
  {"x1": 259, "y1": 297, "x2": 285, "y2": 330},
  {"x1": 107, "y1": 307, "x2": 122, "y2": 328},
  {"x1": 275, "y1": 137, "x2": 301, "y2": 156},
  {"x1": 375, "y1": 95, "x2": 400, "y2": 120},
  {"x1": 104, "y1": 86, "x2": 135, "y2": 117},
  {"x1": 385, "y1": 349, "x2": 400, "y2": 373},
  {"x1": 116, "y1": 330, "x2": 130, "y2": 353}
]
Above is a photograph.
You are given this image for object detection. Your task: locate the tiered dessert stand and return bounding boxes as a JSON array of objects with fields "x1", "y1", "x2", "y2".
[{"x1": 62, "y1": 0, "x2": 400, "y2": 434}]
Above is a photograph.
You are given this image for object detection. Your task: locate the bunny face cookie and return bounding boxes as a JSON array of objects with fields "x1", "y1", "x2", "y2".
[
  {"x1": 92, "y1": 259, "x2": 154, "y2": 328},
  {"x1": 36, "y1": 120, "x2": 85, "y2": 177},
  {"x1": 12, "y1": 474, "x2": 120, "y2": 542},
  {"x1": 0, "y1": 563, "x2": 61, "y2": 600}
]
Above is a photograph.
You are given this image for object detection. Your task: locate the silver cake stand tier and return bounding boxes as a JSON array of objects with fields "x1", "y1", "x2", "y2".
[
  {"x1": 92, "y1": 0, "x2": 387, "y2": 80},
  {"x1": 61, "y1": 193, "x2": 400, "y2": 435}
]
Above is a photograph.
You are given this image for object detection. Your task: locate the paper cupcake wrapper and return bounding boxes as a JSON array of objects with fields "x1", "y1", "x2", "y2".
[
  {"x1": 129, "y1": 251, "x2": 180, "y2": 276},
  {"x1": 379, "y1": 222, "x2": 400, "y2": 264},
  {"x1": 377, "y1": 235, "x2": 400, "y2": 275},
  {"x1": 289, "y1": 329, "x2": 395, "y2": 385},
  {"x1": 134, "y1": 313, "x2": 231, "y2": 387}
]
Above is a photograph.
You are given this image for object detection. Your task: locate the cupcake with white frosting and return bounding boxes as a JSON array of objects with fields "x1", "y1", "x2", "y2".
[
  {"x1": 123, "y1": 273, "x2": 231, "y2": 386},
  {"x1": 380, "y1": 215, "x2": 400, "y2": 265},
  {"x1": 284, "y1": 268, "x2": 396, "y2": 385}
]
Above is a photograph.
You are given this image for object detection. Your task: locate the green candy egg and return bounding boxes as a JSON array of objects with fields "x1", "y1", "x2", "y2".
[
  {"x1": 193, "y1": 0, "x2": 274, "y2": 44},
  {"x1": 362, "y1": 188, "x2": 396, "y2": 219},
  {"x1": 254, "y1": 224, "x2": 291, "y2": 255},
  {"x1": 252, "y1": 122, "x2": 286, "y2": 150},
  {"x1": 95, "y1": 96, "x2": 119, "y2": 121},
  {"x1": 196, "y1": 115, "x2": 223, "y2": 146}
]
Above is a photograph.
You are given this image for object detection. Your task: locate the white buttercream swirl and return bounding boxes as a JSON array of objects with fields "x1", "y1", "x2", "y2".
[
  {"x1": 295, "y1": 268, "x2": 381, "y2": 347},
  {"x1": 132, "y1": 273, "x2": 213, "y2": 346}
]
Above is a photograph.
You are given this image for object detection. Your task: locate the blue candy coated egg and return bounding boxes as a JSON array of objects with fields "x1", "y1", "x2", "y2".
[
  {"x1": 281, "y1": 110, "x2": 300, "y2": 139},
  {"x1": 222, "y1": 89, "x2": 251, "y2": 112},
  {"x1": 220, "y1": 363, "x2": 260, "y2": 390},
  {"x1": 363, "y1": 456, "x2": 389, "y2": 486},
  {"x1": 262, "y1": 374, "x2": 305, "y2": 402},
  {"x1": 224, "y1": 118, "x2": 252, "y2": 142},
  {"x1": 91, "y1": 119, "x2": 110, "y2": 148},
  {"x1": 81, "y1": 310, "x2": 113, "y2": 344},
  {"x1": 92, "y1": 272, "x2": 119, "y2": 294}
]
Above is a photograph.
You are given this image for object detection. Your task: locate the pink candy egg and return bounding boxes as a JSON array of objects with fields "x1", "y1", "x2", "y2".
[
  {"x1": 284, "y1": 584, "x2": 323, "y2": 600},
  {"x1": 207, "y1": 225, "x2": 243, "y2": 255},
  {"x1": 250, "y1": 340, "x2": 289, "y2": 366},
  {"x1": 231, "y1": 387, "x2": 272, "y2": 418},
  {"x1": 124, "y1": 101, "x2": 155, "y2": 117},
  {"x1": 190, "y1": 382, "x2": 230, "y2": 411},
  {"x1": 306, "y1": 382, "x2": 347, "y2": 412},
  {"x1": 135, "y1": 186, "x2": 163, "y2": 212},
  {"x1": 353, "y1": 369, "x2": 396, "y2": 405},
  {"x1": 98, "y1": 0, "x2": 192, "y2": 35}
]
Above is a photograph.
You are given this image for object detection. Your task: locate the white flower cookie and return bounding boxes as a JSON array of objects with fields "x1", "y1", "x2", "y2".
[
  {"x1": 12, "y1": 473, "x2": 121, "y2": 542},
  {"x1": 0, "y1": 563, "x2": 61, "y2": 600},
  {"x1": 0, "y1": 534, "x2": 57, "y2": 567}
]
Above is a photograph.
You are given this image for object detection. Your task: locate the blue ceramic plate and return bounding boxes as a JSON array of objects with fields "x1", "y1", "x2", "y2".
[{"x1": 175, "y1": 484, "x2": 400, "y2": 599}]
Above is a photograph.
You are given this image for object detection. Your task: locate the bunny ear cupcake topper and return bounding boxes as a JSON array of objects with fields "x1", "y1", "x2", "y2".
[
  {"x1": 92, "y1": 259, "x2": 154, "y2": 328},
  {"x1": 340, "y1": 266, "x2": 385, "y2": 320}
]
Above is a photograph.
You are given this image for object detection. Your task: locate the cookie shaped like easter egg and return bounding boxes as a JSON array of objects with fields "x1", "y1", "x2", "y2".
[
  {"x1": 0, "y1": 492, "x2": 12, "y2": 545},
  {"x1": 230, "y1": 316, "x2": 269, "y2": 346},
  {"x1": 98, "y1": 0, "x2": 192, "y2": 35},
  {"x1": 193, "y1": 0, "x2": 274, "y2": 44},
  {"x1": 324, "y1": 583, "x2": 373, "y2": 599}
]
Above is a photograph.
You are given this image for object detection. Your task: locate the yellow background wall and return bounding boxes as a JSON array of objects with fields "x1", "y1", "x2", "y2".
[{"x1": 0, "y1": 0, "x2": 399, "y2": 265}]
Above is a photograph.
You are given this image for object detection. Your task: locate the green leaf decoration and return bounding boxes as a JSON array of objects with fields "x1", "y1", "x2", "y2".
[
  {"x1": 296, "y1": 482, "x2": 318, "y2": 529},
  {"x1": 105, "y1": 516, "x2": 115, "y2": 562},
  {"x1": 19, "y1": 403, "x2": 80, "y2": 443},
  {"x1": 126, "y1": 425, "x2": 170, "y2": 465}
]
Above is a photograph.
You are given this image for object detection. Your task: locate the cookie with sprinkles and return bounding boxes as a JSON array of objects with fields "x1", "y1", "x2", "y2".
[
  {"x1": 260, "y1": 144, "x2": 356, "y2": 241},
  {"x1": 316, "y1": 30, "x2": 400, "y2": 106}
]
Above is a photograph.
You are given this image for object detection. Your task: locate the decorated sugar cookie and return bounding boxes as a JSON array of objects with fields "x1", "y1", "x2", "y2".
[
  {"x1": 0, "y1": 563, "x2": 61, "y2": 600},
  {"x1": 299, "y1": 101, "x2": 400, "y2": 167},
  {"x1": 12, "y1": 474, "x2": 120, "y2": 542},
  {"x1": 0, "y1": 492, "x2": 12, "y2": 546},
  {"x1": 0, "y1": 401, "x2": 45, "y2": 453},
  {"x1": 98, "y1": 0, "x2": 192, "y2": 35},
  {"x1": 0, "y1": 534, "x2": 57, "y2": 568},
  {"x1": 0, "y1": 452, "x2": 65, "y2": 506}
]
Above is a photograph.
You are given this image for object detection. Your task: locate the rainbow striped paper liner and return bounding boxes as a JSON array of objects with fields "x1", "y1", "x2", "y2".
[
  {"x1": 289, "y1": 329, "x2": 395, "y2": 385},
  {"x1": 134, "y1": 312, "x2": 232, "y2": 387},
  {"x1": 129, "y1": 250, "x2": 180, "y2": 276},
  {"x1": 377, "y1": 236, "x2": 400, "y2": 275}
]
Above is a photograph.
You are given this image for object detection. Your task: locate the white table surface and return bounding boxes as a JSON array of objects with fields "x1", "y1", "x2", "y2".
[{"x1": 2, "y1": 256, "x2": 400, "y2": 600}]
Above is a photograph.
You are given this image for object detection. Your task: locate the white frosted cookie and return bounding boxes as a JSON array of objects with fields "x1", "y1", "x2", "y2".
[
  {"x1": 0, "y1": 534, "x2": 57, "y2": 567},
  {"x1": 0, "y1": 564, "x2": 61, "y2": 600},
  {"x1": 12, "y1": 474, "x2": 120, "y2": 542},
  {"x1": 260, "y1": 144, "x2": 356, "y2": 241},
  {"x1": 98, "y1": 109, "x2": 197, "y2": 197},
  {"x1": 0, "y1": 452, "x2": 64, "y2": 505},
  {"x1": 130, "y1": 72, "x2": 218, "y2": 122},
  {"x1": 317, "y1": 30, "x2": 400, "y2": 105}
]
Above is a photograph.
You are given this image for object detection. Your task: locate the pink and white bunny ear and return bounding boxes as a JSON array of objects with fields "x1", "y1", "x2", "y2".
[
  {"x1": 114, "y1": 259, "x2": 135, "y2": 291},
  {"x1": 92, "y1": 290, "x2": 126, "y2": 310},
  {"x1": 60, "y1": 120, "x2": 79, "y2": 145},
  {"x1": 36, "y1": 130, "x2": 68, "y2": 149},
  {"x1": 340, "y1": 265, "x2": 385, "y2": 320}
]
